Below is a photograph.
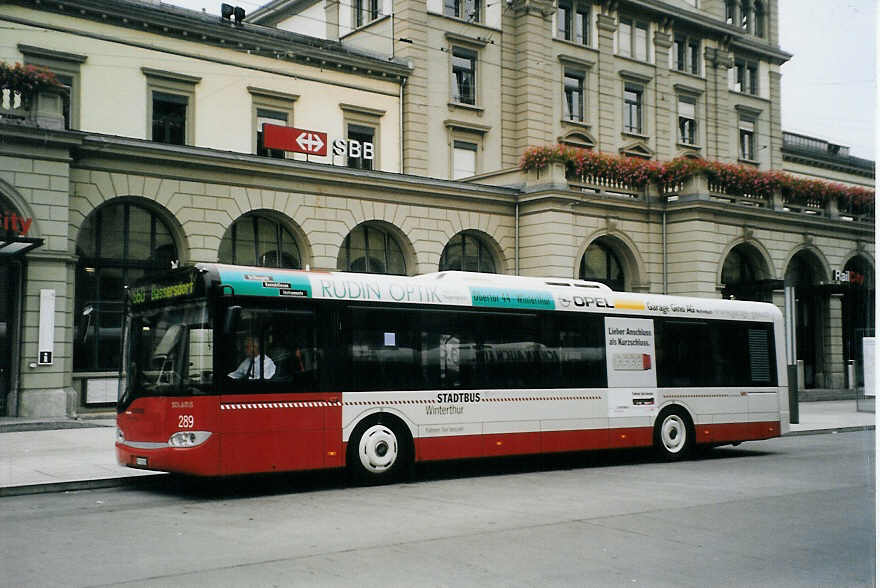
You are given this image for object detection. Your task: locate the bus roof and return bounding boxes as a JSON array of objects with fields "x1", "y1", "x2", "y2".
[{"x1": 202, "y1": 263, "x2": 781, "y2": 323}]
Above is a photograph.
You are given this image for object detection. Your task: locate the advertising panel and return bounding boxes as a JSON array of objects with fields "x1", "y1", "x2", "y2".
[{"x1": 605, "y1": 317, "x2": 657, "y2": 417}]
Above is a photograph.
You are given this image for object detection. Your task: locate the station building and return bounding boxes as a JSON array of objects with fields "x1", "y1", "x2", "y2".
[{"x1": 0, "y1": 0, "x2": 873, "y2": 416}]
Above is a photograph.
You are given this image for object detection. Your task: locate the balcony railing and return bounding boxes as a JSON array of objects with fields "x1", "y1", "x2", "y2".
[{"x1": 522, "y1": 164, "x2": 874, "y2": 223}]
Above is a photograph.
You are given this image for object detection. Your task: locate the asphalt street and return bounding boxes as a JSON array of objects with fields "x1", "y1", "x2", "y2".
[{"x1": 0, "y1": 430, "x2": 874, "y2": 587}]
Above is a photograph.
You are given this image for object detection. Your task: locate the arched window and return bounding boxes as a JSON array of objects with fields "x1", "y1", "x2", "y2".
[
  {"x1": 721, "y1": 245, "x2": 771, "y2": 302},
  {"x1": 338, "y1": 223, "x2": 406, "y2": 275},
  {"x1": 75, "y1": 201, "x2": 178, "y2": 371},
  {"x1": 218, "y1": 213, "x2": 302, "y2": 269},
  {"x1": 579, "y1": 239, "x2": 624, "y2": 290},
  {"x1": 440, "y1": 232, "x2": 497, "y2": 273}
]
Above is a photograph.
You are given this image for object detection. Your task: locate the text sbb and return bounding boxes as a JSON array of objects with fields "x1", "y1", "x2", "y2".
[{"x1": 332, "y1": 139, "x2": 374, "y2": 160}]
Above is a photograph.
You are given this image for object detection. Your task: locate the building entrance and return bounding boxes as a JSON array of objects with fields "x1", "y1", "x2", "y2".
[{"x1": 0, "y1": 263, "x2": 18, "y2": 415}]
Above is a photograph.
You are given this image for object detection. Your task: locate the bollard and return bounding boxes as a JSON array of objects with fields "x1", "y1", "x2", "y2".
[{"x1": 847, "y1": 360, "x2": 856, "y2": 389}]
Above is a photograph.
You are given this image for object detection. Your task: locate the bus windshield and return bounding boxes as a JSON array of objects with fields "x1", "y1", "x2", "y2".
[{"x1": 120, "y1": 300, "x2": 212, "y2": 407}]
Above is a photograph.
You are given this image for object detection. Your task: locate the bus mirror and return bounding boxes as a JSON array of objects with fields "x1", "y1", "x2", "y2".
[
  {"x1": 224, "y1": 305, "x2": 241, "y2": 335},
  {"x1": 78, "y1": 305, "x2": 94, "y2": 343}
]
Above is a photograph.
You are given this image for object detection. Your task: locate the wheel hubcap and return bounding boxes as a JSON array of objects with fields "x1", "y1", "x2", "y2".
[
  {"x1": 358, "y1": 424, "x2": 398, "y2": 473},
  {"x1": 661, "y1": 415, "x2": 686, "y2": 453}
]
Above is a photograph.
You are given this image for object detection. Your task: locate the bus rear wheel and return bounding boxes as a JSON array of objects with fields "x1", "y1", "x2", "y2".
[
  {"x1": 654, "y1": 408, "x2": 694, "y2": 460},
  {"x1": 348, "y1": 416, "x2": 411, "y2": 485}
]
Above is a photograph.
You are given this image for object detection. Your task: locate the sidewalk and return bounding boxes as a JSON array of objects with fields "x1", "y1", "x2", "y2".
[{"x1": 0, "y1": 401, "x2": 874, "y2": 496}]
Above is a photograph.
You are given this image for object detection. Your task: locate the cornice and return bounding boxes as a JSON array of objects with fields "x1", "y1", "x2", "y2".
[
  {"x1": 618, "y1": 0, "x2": 792, "y2": 64},
  {"x1": 71, "y1": 134, "x2": 519, "y2": 206},
  {"x1": 8, "y1": 0, "x2": 411, "y2": 81},
  {"x1": 782, "y1": 150, "x2": 876, "y2": 179}
]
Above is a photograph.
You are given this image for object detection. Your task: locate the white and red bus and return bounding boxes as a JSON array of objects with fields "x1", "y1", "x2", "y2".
[{"x1": 116, "y1": 264, "x2": 789, "y2": 482}]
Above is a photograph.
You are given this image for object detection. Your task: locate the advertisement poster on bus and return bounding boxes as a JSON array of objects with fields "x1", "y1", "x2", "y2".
[{"x1": 605, "y1": 317, "x2": 657, "y2": 417}]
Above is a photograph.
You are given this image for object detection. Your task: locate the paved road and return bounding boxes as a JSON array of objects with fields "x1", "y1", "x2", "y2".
[{"x1": 0, "y1": 431, "x2": 874, "y2": 587}]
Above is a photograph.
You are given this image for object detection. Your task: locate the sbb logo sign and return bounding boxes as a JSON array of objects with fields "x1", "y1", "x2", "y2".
[{"x1": 332, "y1": 139, "x2": 374, "y2": 161}]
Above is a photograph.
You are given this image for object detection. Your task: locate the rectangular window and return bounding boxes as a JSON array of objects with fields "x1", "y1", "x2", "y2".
[
  {"x1": 557, "y1": 1, "x2": 572, "y2": 40},
  {"x1": 739, "y1": 118, "x2": 755, "y2": 160},
  {"x1": 634, "y1": 22, "x2": 649, "y2": 61},
  {"x1": 673, "y1": 35, "x2": 700, "y2": 75},
  {"x1": 151, "y1": 91, "x2": 187, "y2": 145},
  {"x1": 677, "y1": 97, "x2": 696, "y2": 145},
  {"x1": 656, "y1": 319, "x2": 777, "y2": 387},
  {"x1": 619, "y1": 17, "x2": 649, "y2": 61},
  {"x1": 444, "y1": 0, "x2": 480, "y2": 21},
  {"x1": 453, "y1": 140, "x2": 477, "y2": 179},
  {"x1": 224, "y1": 308, "x2": 319, "y2": 392},
  {"x1": 451, "y1": 47, "x2": 477, "y2": 105},
  {"x1": 355, "y1": 0, "x2": 380, "y2": 27},
  {"x1": 563, "y1": 72, "x2": 584, "y2": 122},
  {"x1": 557, "y1": 2, "x2": 589, "y2": 45},
  {"x1": 732, "y1": 59, "x2": 758, "y2": 94},
  {"x1": 575, "y1": 5, "x2": 590, "y2": 45},
  {"x1": 256, "y1": 109, "x2": 287, "y2": 159},
  {"x1": 347, "y1": 123, "x2": 375, "y2": 170},
  {"x1": 623, "y1": 83, "x2": 643, "y2": 134},
  {"x1": 725, "y1": 1, "x2": 736, "y2": 25},
  {"x1": 618, "y1": 18, "x2": 632, "y2": 58}
]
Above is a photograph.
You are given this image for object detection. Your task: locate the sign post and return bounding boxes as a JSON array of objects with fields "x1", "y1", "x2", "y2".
[{"x1": 784, "y1": 285, "x2": 798, "y2": 423}]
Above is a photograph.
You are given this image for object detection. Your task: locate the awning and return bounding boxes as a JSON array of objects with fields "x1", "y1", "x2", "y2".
[{"x1": 0, "y1": 236, "x2": 43, "y2": 257}]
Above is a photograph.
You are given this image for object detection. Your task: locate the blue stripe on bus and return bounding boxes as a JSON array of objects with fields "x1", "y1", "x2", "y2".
[
  {"x1": 469, "y1": 286, "x2": 555, "y2": 310},
  {"x1": 217, "y1": 268, "x2": 313, "y2": 298}
]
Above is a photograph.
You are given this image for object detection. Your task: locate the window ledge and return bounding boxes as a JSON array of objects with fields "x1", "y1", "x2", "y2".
[
  {"x1": 448, "y1": 101, "x2": 484, "y2": 115},
  {"x1": 738, "y1": 157, "x2": 760, "y2": 167},
  {"x1": 728, "y1": 89, "x2": 770, "y2": 103},
  {"x1": 676, "y1": 142, "x2": 702, "y2": 150},
  {"x1": 622, "y1": 131, "x2": 650, "y2": 140},
  {"x1": 562, "y1": 118, "x2": 591, "y2": 130},
  {"x1": 554, "y1": 38, "x2": 597, "y2": 53},
  {"x1": 670, "y1": 68, "x2": 704, "y2": 81}
]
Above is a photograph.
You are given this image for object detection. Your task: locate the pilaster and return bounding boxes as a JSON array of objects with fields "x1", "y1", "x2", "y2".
[
  {"x1": 704, "y1": 45, "x2": 732, "y2": 162},
  {"x1": 394, "y1": 0, "x2": 429, "y2": 175},
  {"x1": 768, "y1": 69, "x2": 783, "y2": 169},
  {"x1": 653, "y1": 30, "x2": 673, "y2": 160},
  {"x1": 596, "y1": 13, "x2": 618, "y2": 152},
  {"x1": 826, "y1": 293, "x2": 845, "y2": 389},
  {"x1": 506, "y1": 0, "x2": 556, "y2": 161}
]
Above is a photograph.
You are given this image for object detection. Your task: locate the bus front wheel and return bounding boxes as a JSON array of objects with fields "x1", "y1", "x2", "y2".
[
  {"x1": 654, "y1": 407, "x2": 694, "y2": 460},
  {"x1": 348, "y1": 416, "x2": 412, "y2": 485}
]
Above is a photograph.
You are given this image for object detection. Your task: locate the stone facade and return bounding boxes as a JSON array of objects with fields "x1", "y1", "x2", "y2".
[{"x1": 0, "y1": 0, "x2": 873, "y2": 416}]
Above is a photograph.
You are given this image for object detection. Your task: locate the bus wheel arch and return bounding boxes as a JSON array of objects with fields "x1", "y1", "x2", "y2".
[
  {"x1": 653, "y1": 404, "x2": 695, "y2": 460},
  {"x1": 346, "y1": 412, "x2": 414, "y2": 484}
]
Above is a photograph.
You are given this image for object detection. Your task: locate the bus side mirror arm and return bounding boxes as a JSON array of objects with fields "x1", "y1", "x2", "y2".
[{"x1": 224, "y1": 305, "x2": 241, "y2": 335}]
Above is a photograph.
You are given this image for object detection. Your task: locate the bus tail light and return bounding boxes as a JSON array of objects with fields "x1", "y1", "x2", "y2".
[{"x1": 168, "y1": 431, "x2": 212, "y2": 448}]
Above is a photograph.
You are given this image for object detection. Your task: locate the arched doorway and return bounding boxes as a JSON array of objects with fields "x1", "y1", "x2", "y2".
[
  {"x1": 74, "y1": 200, "x2": 179, "y2": 373},
  {"x1": 841, "y1": 256, "x2": 875, "y2": 387},
  {"x1": 0, "y1": 196, "x2": 42, "y2": 415},
  {"x1": 721, "y1": 243, "x2": 776, "y2": 302},
  {"x1": 785, "y1": 250, "x2": 826, "y2": 389},
  {"x1": 579, "y1": 237, "x2": 626, "y2": 291}
]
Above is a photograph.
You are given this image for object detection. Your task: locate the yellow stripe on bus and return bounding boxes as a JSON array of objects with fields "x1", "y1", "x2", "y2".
[{"x1": 614, "y1": 299, "x2": 646, "y2": 310}]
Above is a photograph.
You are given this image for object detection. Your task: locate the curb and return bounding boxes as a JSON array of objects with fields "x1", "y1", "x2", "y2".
[
  {"x1": 0, "y1": 473, "x2": 167, "y2": 498},
  {"x1": 783, "y1": 425, "x2": 875, "y2": 437}
]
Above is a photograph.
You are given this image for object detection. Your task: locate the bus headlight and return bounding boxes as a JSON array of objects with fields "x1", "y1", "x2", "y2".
[
  {"x1": 168, "y1": 431, "x2": 212, "y2": 448},
  {"x1": 116, "y1": 428, "x2": 125, "y2": 444}
]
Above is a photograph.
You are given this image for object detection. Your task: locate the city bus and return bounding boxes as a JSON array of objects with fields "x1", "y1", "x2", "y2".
[{"x1": 115, "y1": 264, "x2": 789, "y2": 482}]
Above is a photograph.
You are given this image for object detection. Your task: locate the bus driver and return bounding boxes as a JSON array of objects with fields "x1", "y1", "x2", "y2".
[{"x1": 228, "y1": 335, "x2": 276, "y2": 380}]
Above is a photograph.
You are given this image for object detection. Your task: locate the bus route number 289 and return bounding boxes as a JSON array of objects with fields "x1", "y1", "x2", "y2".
[{"x1": 178, "y1": 415, "x2": 194, "y2": 428}]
